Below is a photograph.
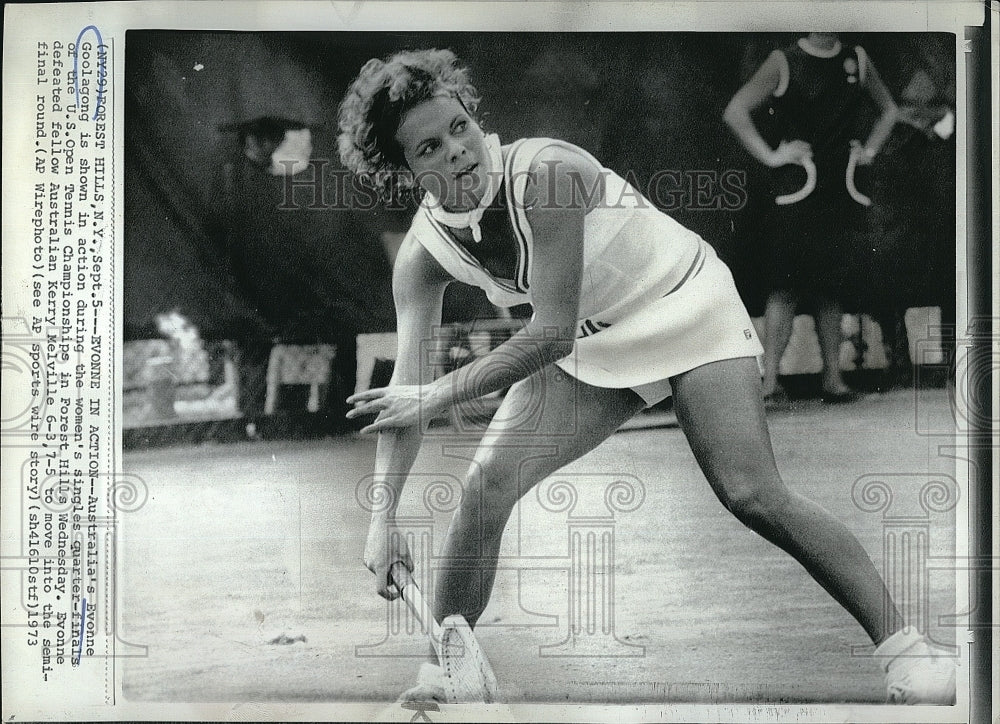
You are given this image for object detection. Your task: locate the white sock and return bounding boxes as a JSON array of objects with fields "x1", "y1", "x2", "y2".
[{"x1": 874, "y1": 627, "x2": 931, "y2": 671}]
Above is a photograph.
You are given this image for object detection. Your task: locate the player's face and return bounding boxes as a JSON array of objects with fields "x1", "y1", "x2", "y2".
[{"x1": 396, "y1": 95, "x2": 487, "y2": 211}]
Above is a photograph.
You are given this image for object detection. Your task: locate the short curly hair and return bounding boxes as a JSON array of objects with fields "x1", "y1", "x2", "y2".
[{"x1": 337, "y1": 48, "x2": 480, "y2": 197}]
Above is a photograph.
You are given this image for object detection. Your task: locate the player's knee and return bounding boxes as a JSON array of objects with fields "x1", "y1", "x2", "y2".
[{"x1": 715, "y1": 471, "x2": 789, "y2": 530}]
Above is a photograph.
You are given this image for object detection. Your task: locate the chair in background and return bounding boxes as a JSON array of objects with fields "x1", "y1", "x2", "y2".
[{"x1": 264, "y1": 343, "x2": 337, "y2": 415}]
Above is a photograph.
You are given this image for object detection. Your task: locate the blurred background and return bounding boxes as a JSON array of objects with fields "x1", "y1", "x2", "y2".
[{"x1": 123, "y1": 31, "x2": 956, "y2": 445}]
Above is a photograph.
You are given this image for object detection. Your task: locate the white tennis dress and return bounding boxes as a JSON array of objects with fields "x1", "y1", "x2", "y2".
[{"x1": 408, "y1": 136, "x2": 763, "y2": 404}]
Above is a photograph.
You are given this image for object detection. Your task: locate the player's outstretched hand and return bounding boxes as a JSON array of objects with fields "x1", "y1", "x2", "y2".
[
  {"x1": 365, "y1": 518, "x2": 413, "y2": 600},
  {"x1": 347, "y1": 385, "x2": 445, "y2": 434}
]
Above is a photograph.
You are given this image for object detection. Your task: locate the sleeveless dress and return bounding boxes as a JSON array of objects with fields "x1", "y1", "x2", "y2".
[
  {"x1": 408, "y1": 137, "x2": 763, "y2": 405},
  {"x1": 764, "y1": 38, "x2": 872, "y2": 298}
]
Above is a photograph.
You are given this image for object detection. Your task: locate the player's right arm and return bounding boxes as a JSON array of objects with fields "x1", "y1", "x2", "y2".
[
  {"x1": 361, "y1": 230, "x2": 451, "y2": 600},
  {"x1": 724, "y1": 50, "x2": 812, "y2": 168}
]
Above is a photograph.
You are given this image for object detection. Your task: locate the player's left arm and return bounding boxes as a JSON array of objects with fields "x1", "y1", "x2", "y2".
[
  {"x1": 856, "y1": 47, "x2": 899, "y2": 164},
  {"x1": 421, "y1": 145, "x2": 596, "y2": 409}
]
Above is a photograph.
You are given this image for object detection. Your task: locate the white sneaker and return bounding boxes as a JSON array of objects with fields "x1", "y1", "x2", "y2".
[
  {"x1": 397, "y1": 662, "x2": 446, "y2": 704},
  {"x1": 876, "y1": 628, "x2": 956, "y2": 704}
]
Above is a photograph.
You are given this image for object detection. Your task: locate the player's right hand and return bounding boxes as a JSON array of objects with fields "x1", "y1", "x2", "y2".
[
  {"x1": 767, "y1": 139, "x2": 813, "y2": 168},
  {"x1": 364, "y1": 518, "x2": 414, "y2": 600}
]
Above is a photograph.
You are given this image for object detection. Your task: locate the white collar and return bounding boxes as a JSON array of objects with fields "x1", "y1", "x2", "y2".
[
  {"x1": 423, "y1": 133, "x2": 503, "y2": 243},
  {"x1": 799, "y1": 36, "x2": 842, "y2": 58}
]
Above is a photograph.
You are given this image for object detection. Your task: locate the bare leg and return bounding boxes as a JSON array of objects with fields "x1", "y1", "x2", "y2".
[
  {"x1": 763, "y1": 289, "x2": 797, "y2": 397},
  {"x1": 815, "y1": 295, "x2": 852, "y2": 396},
  {"x1": 434, "y1": 365, "x2": 645, "y2": 629},
  {"x1": 671, "y1": 356, "x2": 902, "y2": 644}
]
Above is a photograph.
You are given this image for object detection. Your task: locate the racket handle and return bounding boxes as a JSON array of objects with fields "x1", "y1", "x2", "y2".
[
  {"x1": 390, "y1": 560, "x2": 413, "y2": 589},
  {"x1": 390, "y1": 562, "x2": 444, "y2": 654}
]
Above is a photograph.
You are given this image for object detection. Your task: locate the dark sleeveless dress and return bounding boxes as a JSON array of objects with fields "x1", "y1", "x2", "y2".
[{"x1": 764, "y1": 40, "x2": 872, "y2": 299}]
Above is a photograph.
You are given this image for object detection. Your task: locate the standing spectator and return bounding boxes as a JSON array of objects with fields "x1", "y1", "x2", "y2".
[
  {"x1": 724, "y1": 32, "x2": 898, "y2": 402},
  {"x1": 865, "y1": 64, "x2": 956, "y2": 387}
]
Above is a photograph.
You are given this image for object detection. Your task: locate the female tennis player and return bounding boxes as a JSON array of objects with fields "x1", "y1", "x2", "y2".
[{"x1": 338, "y1": 48, "x2": 954, "y2": 704}]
